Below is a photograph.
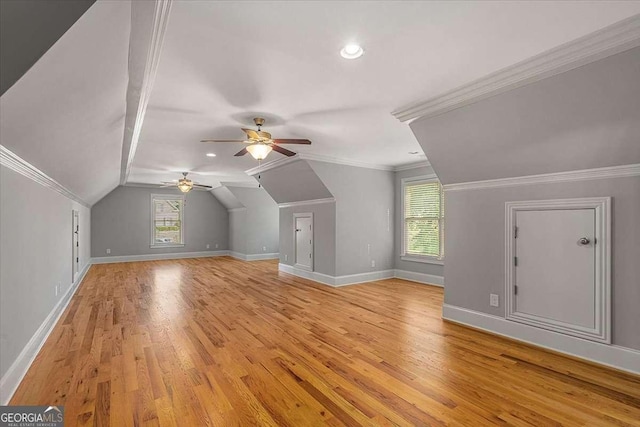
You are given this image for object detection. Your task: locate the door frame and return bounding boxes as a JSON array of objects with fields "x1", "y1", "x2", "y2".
[
  {"x1": 504, "y1": 197, "x2": 611, "y2": 343},
  {"x1": 293, "y1": 212, "x2": 313, "y2": 272},
  {"x1": 72, "y1": 209, "x2": 80, "y2": 282}
]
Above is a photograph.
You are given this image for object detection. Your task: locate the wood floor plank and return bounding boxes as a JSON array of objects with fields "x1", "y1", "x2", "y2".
[{"x1": 9, "y1": 257, "x2": 640, "y2": 426}]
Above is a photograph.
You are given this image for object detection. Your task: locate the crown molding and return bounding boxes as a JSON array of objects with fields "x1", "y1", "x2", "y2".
[
  {"x1": 393, "y1": 160, "x2": 432, "y2": 172},
  {"x1": 245, "y1": 152, "x2": 405, "y2": 177},
  {"x1": 278, "y1": 197, "x2": 336, "y2": 209},
  {"x1": 443, "y1": 164, "x2": 640, "y2": 192},
  {"x1": 0, "y1": 145, "x2": 90, "y2": 207},
  {"x1": 120, "y1": 0, "x2": 172, "y2": 184},
  {"x1": 245, "y1": 155, "x2": 303, "y2": 176},
  {"x1": 299, "y1": 153, "x2": 395, "y2": 171},
  {"x1": 393, "y1": 15, "x2": 640, "y2": 122}
]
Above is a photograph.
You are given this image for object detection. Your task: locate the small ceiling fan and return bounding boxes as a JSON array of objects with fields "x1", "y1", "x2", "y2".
[
  {"x1": 161, "y1": 172, "x2": 212, "y2": 193},
  {"x1": 201, "y1": 117, "x2": 311, "y2": 160}
]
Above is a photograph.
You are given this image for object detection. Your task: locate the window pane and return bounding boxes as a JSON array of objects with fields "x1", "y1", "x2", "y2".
[
  {"x1": 153, "y1": 199, "x2": 182, "y2": 244},
  {"x1": 406, "y1": 218, "x2": 440, "y2": 257},
  {"x1": 405, "y1": 182, "x2": 441, "y2": 219}
]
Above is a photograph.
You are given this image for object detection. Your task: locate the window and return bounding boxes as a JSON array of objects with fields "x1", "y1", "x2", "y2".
[
  {"x1": 402, "y1": 177, "x2": 444, "y2": 262},
  {"x1": 151, "y1": 194, "x2": 185, "y2": 247}
]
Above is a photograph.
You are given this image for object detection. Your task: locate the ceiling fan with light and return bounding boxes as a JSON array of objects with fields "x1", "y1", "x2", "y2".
[
  {"x1": 201, "y1": 117, "x2": 311, "y2": 160},
  {"x1": 161, "y1": 172, "x2": 212, "y2": 193}
]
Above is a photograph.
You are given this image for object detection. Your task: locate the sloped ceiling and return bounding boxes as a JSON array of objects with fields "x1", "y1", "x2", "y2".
[
  {"x1": 127, "y1": 1, "x2": 640, "y2": 189},
  {"x1": 210, "y1": 186, "x2": 244, "y2": 210},
  {"x1": 256, "y1": 160, "x2": 333, "y2": 204},
  {"x1": 0, "y1": 1, "x2": 130, "y2": 204},
  {"x1": 226, "y1": 187, "x2": 277, "y2": 209},
  {"x1": 410, "y1": 47, "x2": 640, "y2": 185},
  {"x1": 0, "y1": 0, "x2": 95, "y2": 95}
]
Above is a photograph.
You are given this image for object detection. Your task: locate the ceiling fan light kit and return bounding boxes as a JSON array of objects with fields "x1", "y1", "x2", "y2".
[
  {"x1": 161, "y1": 172, "x2": 212, "y2": 193},
  {"x1": 201, "y1": 117, "x2": 312, "y2": 161},
  {"x1": 246, "y1": 143, "x2": 272, "y2": 160}
]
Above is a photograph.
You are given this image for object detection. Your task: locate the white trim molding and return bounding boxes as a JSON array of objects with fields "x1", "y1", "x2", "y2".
[
  {"x1": 278, "y1": 198, "x2": 335, "y2": 209},
  {"x1": 393, "y1": 15, "x2": 640, "y2": 122},
  {"x1": 245, "y1": 153, "x2": 413, "y2": 176},
  {"x1": 278, "y1": 264, "x2": 444, "y2": 288},
  {"x1": 394, "y1": 270, "x2": 444, "y2": 287},
  {"x1": 230, "y1": 252, "x2": 279, "y2": 261},
  {"x1": 505, "y1": 197, "x2": 611, "y2": 343},
  {"x1": 120, "y1": 0, "x2": 173, "y2": 184},
  {"x1": 444, "y1": 163, "x2": 640, "y2": 192},
  {"x1": 443, "y1": 304, "x2": 640, "y2": 375},
  {"x1": 393, "y1": 160, "x2": 432, "y2": 172},
  {"x1": 91, "y1": 250, "x2": 229, "y2": 264},
  {"x1": 0, "y1": 145, "x2": 90, "y2": 207},
  {"x1": 0, "y1": 262, "x2": 91, "y2": 405}
]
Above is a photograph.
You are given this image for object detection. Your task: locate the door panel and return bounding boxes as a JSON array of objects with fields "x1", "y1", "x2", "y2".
[
  {"x1": 295, "y1": 216, "x2": 313, "y2": 270},
  {"x1": 515, "y1": 209, "x2": 595, "y2": 329}
]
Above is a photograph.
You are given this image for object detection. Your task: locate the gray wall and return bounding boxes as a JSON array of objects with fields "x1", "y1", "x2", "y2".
[
  {"x1": 0, "y1": 165, "x2": 91, "y2": 378},
  {"x1": 309, "y1": 161, "x2": 395, "y2": 276},
  {"x1": 394, "y1": 166, "x2": 444, "y2": 277},
  {"x1": 444, "y1": 176, "x2": 640, "y2": 350},
  {"x1": 258, "y1": 160, "x2": 333, "y2": 204},
  {"x1": 228, "y1": 209, "x2": 246, "y2": 254},
  {"x1": 279, "y1": 201, "x2": 336, "y2": 276},
  {"x1": 91, "y1": 185, "x2": 228, "y2": 257},
  {"x1": 227, "y1": 187, "x2": 279, "y2": 256},
  {"x1": 410, "y1": 47, "x2": 640, "y2": 185}
]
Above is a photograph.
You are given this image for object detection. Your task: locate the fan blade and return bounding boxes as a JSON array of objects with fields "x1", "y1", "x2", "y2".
[
  {"x1": 234, "y1": 148, "x2": 248, "y2": 156},
  {"x1": 272, "y1": 139, "x2": 312, "y2": 145},
  {"x1": 192, "y1": 183, "x2": 213, "y2": 189},
  {"x1": 241, "y1": 128, "x2": 260, "y2": 140},
  {"x1": 201, "y1": 139, "x2": 245, "y2": 143},
  {"x1": 271, "y1": 145, "x2": 297, "y2": 157}
]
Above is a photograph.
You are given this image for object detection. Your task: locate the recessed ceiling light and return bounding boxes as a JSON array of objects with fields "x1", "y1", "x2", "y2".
[
  {"x1": 206, "y1": 153, "x2": 216, "y2": 157},
  {"x1": 340, "y1": 44, "x2": 364, "y2": 59}
]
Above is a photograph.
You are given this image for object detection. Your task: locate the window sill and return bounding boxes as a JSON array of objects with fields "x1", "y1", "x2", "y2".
[
  {"x1": 150, "y1": 244, "x2": 185, "y2": 249},
  {"x1": 400, "y1": 255, "x2": 444, "y2": 265}
]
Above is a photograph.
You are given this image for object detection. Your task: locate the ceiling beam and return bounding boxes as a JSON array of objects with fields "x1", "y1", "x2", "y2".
[{"x1": 119, "y1": 0, "x2": 172, "y2": 185}]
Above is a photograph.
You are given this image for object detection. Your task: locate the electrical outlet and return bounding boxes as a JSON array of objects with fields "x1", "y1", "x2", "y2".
[
  {"x1": 371, "y1": 260, "x2": 376, "y2": 268},
  {"x1": 490, "y1": 294, "x2": 499, "y2": 307},
  {"x1": 284, "y1": 254, "x2": 288, "y2": 261},
  {"x1": 367, "y1": 244, "x2": 371, "y2": 255},
  {"x1": 263, "y1": 246, "x2": 267, "y2": 252},
  {"x1": 54, "y1": 284, "x2": 58, "y2": 297},
  {"x1": 206, "y1": 244, "x2": 210, "y2": 249},
  {"x1": 106, "y1": 248, "x2": 111, "y2": 254},
  {"x1": 215, "y1": 243, "x2": 219, "y2": 249}
]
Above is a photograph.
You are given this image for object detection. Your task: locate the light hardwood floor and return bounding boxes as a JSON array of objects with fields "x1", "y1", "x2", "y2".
[{"x1": 10, "y1": 257, "x2": 640, "y2": 426}]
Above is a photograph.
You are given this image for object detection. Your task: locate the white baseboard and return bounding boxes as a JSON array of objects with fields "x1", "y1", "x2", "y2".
[
  {"x1": 393, "y1": 269, "x2": 444, "y2": 287},
  {"x1": 278, "y1": 264, "x2": 444, "y2": 288},
  {"x1": 91, "y1": 250, "x2": 229, "y2": 264},
  {"x1": 0, "y1": 262, "x2": 91, "y2": 405},
  {"x1": 442, "y1": 303, "x2": 640, "y2": 375},
  {"x1": 229, "y1": 252, "x2": 279, "y2": 261}
]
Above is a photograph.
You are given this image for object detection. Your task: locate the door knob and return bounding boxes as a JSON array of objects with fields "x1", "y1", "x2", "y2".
[{"x1": 578, "y1": 237, "x2": 590, "y2": 245}]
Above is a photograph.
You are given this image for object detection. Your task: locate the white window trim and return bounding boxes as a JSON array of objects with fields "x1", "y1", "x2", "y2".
[
  {"x1": 150, "y1": 194, "x2": 186, "y2": 248},
  {"x1": 400, "y1": 174, "x2": 444, "y2": 263}
]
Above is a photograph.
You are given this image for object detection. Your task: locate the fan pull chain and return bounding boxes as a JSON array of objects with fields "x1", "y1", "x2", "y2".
[{"x1": 258, "y1": 159, "x2": 262, "y2": 188}]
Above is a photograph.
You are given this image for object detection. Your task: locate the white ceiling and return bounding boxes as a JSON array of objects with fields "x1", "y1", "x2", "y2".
[
  {"x1": 129, "y1": 1, "x2": 640, "y2": 188},
  {"x1": 2, "y1": 1, "x2": 640, "y2": 202},
  {"x1": 0, "y1": 1, "x2": 130, "y2": 204}
]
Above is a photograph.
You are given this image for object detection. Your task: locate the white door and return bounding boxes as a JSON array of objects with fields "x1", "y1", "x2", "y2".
[
  {"x1": 514, "y1": 209, "x2": 595, "y2": 329},
  {"x1": 294, "y1": 214, "x2": 313, "y2": 271},
  {"x1": 72, "y1": 210, "x2": 79, "y2": 281}
]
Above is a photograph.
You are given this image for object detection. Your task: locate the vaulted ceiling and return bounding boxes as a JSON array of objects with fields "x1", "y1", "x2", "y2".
[{"x1": 1, "y1": 1, "x2": 639, "y2": 204}]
